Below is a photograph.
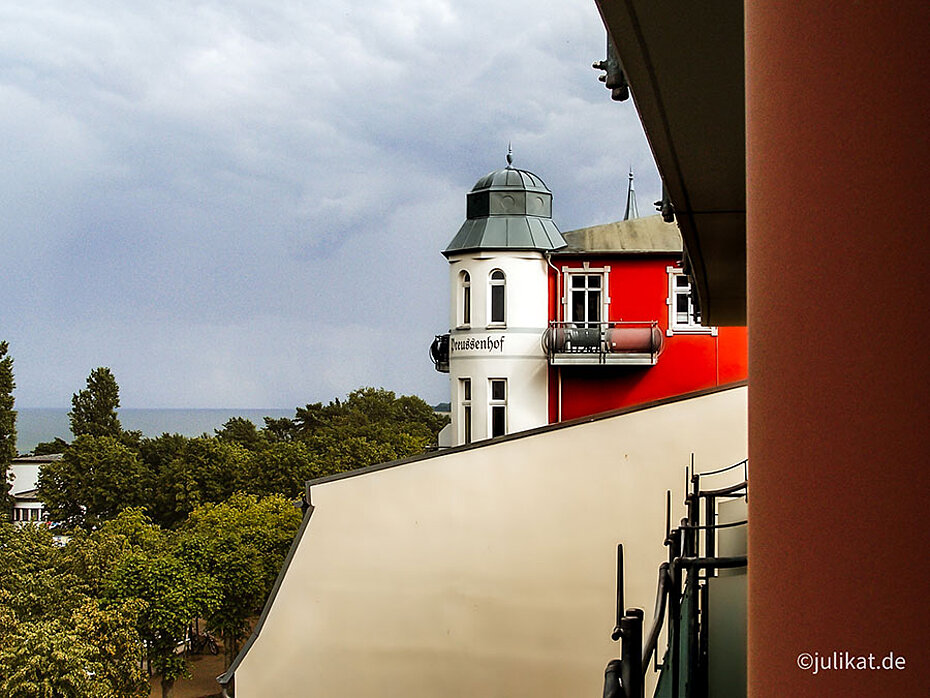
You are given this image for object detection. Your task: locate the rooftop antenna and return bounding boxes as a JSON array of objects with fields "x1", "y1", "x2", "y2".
[{"x1": 506, "y1": 142, "x2": 514, "y2": 168}]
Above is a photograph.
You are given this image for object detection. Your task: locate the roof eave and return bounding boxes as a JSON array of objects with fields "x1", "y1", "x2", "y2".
[{"x1": 594, "y1": 0, "x2": 746, "y2": 325}]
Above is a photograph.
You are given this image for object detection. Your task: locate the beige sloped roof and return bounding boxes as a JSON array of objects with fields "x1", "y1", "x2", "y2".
[{"x1": 559, "y1": 214, "x2": 682, "y2": 254}]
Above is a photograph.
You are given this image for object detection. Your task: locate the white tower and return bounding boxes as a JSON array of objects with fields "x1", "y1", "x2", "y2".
[{"x1": 433, "y1": 154, "x2": 566, "y2": 446}]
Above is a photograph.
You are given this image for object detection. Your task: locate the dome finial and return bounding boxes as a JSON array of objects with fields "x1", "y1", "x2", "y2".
[{"x1": 506, "y1": 142, "x2": 513, "y2": 168}]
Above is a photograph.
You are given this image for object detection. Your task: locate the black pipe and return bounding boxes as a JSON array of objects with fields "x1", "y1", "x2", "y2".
[
  {"x1": 620, "y1": 609, "x2": 645, "y2": 698},
  {"x1": 612, "y1": 544, "x2": 625, "y2": 641},
  {"x1": 641, "y1": 563, "x2": 670, "y2": 674},
  {"x1": 696, "y1": 481, "x2": 747, "y2": 498},
  {"x1": 603, "y1": 659, "x2": 624, "y2": 698}
]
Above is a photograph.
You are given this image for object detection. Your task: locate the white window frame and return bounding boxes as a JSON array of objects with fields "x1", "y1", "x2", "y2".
[
  {"x1": 458, "y1": 270, "x2": 471, "y2": 329},
  {"x1": 488, "y1": 378, "x2": 507, "y2": 438},
  {"x1": 666, "y1": 266, "x2": 717, "y2": 336},
  {"x1": 460, "y1": 378, "x2": 472, "y2": 445},
  {"x1": 562, "y1": 265, "x2": 610, "y2": 325},
  {"x1": 488, "y1": 269, "x2": 506, "y2": 328}
]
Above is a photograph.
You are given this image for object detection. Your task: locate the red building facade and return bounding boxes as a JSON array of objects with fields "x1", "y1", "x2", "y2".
[{"x1": 545, "y1": 215, "x2": 747, "y2": 423}]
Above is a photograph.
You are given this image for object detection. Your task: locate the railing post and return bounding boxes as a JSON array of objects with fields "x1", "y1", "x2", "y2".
[
  {"x1": 704, "y1": 494, "x2": 716, "y2": 562},
  {"x1": 669, "y1": 563, "x2": 681, "y2": 698},
  {"x1": 620, "y1": 608, "x2": 645, "y2": 698}
]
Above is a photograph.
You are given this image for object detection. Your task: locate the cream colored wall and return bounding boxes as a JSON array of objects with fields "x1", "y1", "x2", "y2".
[{"x1": 233, "y1": 385, "x2": 747, "y2": 697}]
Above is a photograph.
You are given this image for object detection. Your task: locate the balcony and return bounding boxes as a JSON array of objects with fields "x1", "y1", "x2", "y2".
[
  {"x1": 430, "y1": 333, "x2": 450, "y2": 373},
  {"x1": 542, "y1": 321, "x2": 663, "y2": 366}
]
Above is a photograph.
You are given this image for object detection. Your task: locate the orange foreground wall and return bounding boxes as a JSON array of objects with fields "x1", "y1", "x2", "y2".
[{"x1": 746, "y1": 2, "x2": 930, "y2": 694}]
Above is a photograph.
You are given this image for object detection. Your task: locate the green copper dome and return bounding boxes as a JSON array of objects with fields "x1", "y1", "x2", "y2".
[{"x1": 443, "y1": 158, "x2": 566, "y2": 256}]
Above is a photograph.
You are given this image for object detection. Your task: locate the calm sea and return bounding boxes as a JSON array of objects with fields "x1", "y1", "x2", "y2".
[{"x1": 15, "y1": 408, "x2": 294, "y2": 455}]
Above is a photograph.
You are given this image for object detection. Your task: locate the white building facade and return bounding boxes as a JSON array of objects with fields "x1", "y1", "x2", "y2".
[{"x1": 438, "y1": 159, "x2": 566, "y2": 446}]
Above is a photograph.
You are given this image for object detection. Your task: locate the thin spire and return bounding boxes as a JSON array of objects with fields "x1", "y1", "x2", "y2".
[
  {"x1": 506, "y1": 142, "x2": 513, "y2": 168},
  {"x1": 623, "y1": 167, "x2": 639, "y2": 220}
]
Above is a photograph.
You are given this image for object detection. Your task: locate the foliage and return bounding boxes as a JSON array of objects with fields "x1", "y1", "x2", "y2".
[
  {"x1": 37, "y1": 436, "x2": 152, "y2": 530},
  {"x1": 32, "y1": 437, "x2": 69, "y2": 456},
  {"x1": 0, "y1": 524, "x2": 85, "y2": 628},
  {"x1": 69, "y1": 367, "x2": 122, "y2": 439},
  {"x1": 259, "y1": 388, "x2": 448, "y2": 478},
  {"x1": 0, "y1": 342, "x2": 16, "y2": 516},
  {"x1": 245, "y1": 441, "x2": 321, "y2": 499},
  {"x1": 180, "y1": 493, "x2": 302, "y2": 667},
  {"x1": 215, "y1": 417, "x2": 264, "y2": 449},
  {"x1": 104, "y1": 548, "x2": 218, "y2": 697},
  {"x1": 153, "y1": 438, "x2": 251, "y2": 527},
  {"x1": 0, "y1": 605, "x2": 147, "y2": 698},
  {"x1": 0, "y1": 522, "x2": 148, "y2": 697},
  {"x1": 60, "y1": 509, "x2": 169, "y2": 597}
]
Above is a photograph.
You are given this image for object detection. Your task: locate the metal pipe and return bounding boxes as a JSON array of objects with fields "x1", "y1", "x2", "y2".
[
  {"x1": 696, "y1": 480, "x2": 747, "y2": 498},
  {"x1": 704, "y1": 494, "x2": 716, "y2": 561},
  {"x1": 620, "y1": 609, "x2": 645, "y2": 698},
  {"x1": 694, "y1": 458, "x2": 748, "y2": 478},
  {"x1": 641, "y1": 563, "x2": 670, "y2": 673},
  {"x1": 611, "y1": 544, "x2": 625, "y2": 641}
]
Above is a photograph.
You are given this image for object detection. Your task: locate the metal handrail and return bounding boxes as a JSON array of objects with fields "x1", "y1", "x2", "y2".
[
  {"x1": 679, "y1": 518, "x2": 747, "y2": 531},
  {"x1": 694, "y1": 481, "x2": 747, "y2": 499},
  {"x1": 693, "y1": 458, "x2": 747, "y2": 479}
]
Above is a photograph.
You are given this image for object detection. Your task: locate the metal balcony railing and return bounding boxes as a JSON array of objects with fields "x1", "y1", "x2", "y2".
[
  {"x1": 603, "y1": 459, "x2": 748, "y2": 698},
  {"x1": 542, "y1": 321, "x2": 663, "y2": 366}
]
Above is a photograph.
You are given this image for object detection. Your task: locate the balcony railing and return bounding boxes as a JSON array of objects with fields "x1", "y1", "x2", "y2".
[
  {"x1": 542, "y1": 321, "x2": 663, "y2": 366},
  {"x1": 603, "y1": 460, "x2": 748, "y2": 698},
  {"x1": 429, "y1": 333, "x2": 450, "y2": 373}
]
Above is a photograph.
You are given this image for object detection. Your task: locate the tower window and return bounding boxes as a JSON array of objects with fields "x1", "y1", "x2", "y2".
[
  {"x1": 461, "y1": 378, "x2": 472, "y2": 445},
  {"x1": 489, "y1": 378, "x2": 507, "y2": 438},
  {"x1": 460, "y1": 271, "x2": 471, "y2": 327},
  {"x1": 489, "y1": 270, "x2": 506, "y2": 326}
]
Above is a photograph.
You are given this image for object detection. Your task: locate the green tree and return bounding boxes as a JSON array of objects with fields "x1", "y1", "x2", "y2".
[
  {"x1": 104, "y1": 549, "x2": 217, "y2": 698},
  {"x1": 261, "y1": 416, "x2": 296, "y2": 442},
  {"x1": 215, "y1": 417, "x2": 264, "y2": 449},
  {"x1": 0, "y1": 521, "x2": 148, "y2": 698},
  {"x1": 0, "y1": 342, "x2": 16, "y2": 518},
  {"x1": 0, "y1": 600, "x2": 148, "y2": 698},
  {"x1": 180, "y1": 493, "x2": 302, "y2": 667},
  {"x1": 154, "y1": 438, "x2": 251, "y2": 527},
  {"x1": 37, "y1": 436, "x2": 152, "y2": 530},
  {"x1": 0, "y1": 523, "x2": 85, "y2": 627},
  {"x1": 243, "y1": 441, "x2": 321, "y2": 498},
  {"x1": 32, "y1": 437, "x2": 69, "y2": 456},
  {"x1": 61, "y1": 509, "x2": 169, "y2": 597},
  {"x1": 271, "y1": 388, "x2": 449, "y2": 478},
  {"x1": 69, "y1": 367, "x2": 122, "y2": 439}
]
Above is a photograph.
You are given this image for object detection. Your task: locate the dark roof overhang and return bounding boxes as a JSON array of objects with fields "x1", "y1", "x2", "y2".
[{"x1": 594, "y1": 0, "x2": 746, "y2": 325}]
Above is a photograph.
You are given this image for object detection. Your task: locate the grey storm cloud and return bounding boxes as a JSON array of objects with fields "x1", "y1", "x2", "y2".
[{"x1": 0, "y1": 0, "x2": 658, "y2": 408}]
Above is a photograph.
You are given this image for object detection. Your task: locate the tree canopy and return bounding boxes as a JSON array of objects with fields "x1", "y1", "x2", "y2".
[
  {"x1": 69, "y1": 367, "x2": 122, "y2": 439},
  {"x1": 38, "y1": 436, "x2": 152, "y2": 530},
  {"x1": 0, "y1": 342, "x2": 16, "y2": 516}
]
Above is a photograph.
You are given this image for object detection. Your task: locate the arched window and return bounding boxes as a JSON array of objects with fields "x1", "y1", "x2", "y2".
[
  {"x1": 489, "y1": 269, "x2": 506, "y2": 325},
  {"x1": 460, "y1": 271, "x2": 471, "y2": 327}
]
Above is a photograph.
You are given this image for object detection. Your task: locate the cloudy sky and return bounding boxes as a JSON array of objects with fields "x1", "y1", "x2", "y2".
[{"x1": 1, "y1": 0, "x2": 658, "y2": 409}]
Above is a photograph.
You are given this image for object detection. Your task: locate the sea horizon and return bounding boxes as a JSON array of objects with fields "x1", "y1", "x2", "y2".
[{"x1": 14, "y1": 407, "x2": 295, "y2": 455}]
